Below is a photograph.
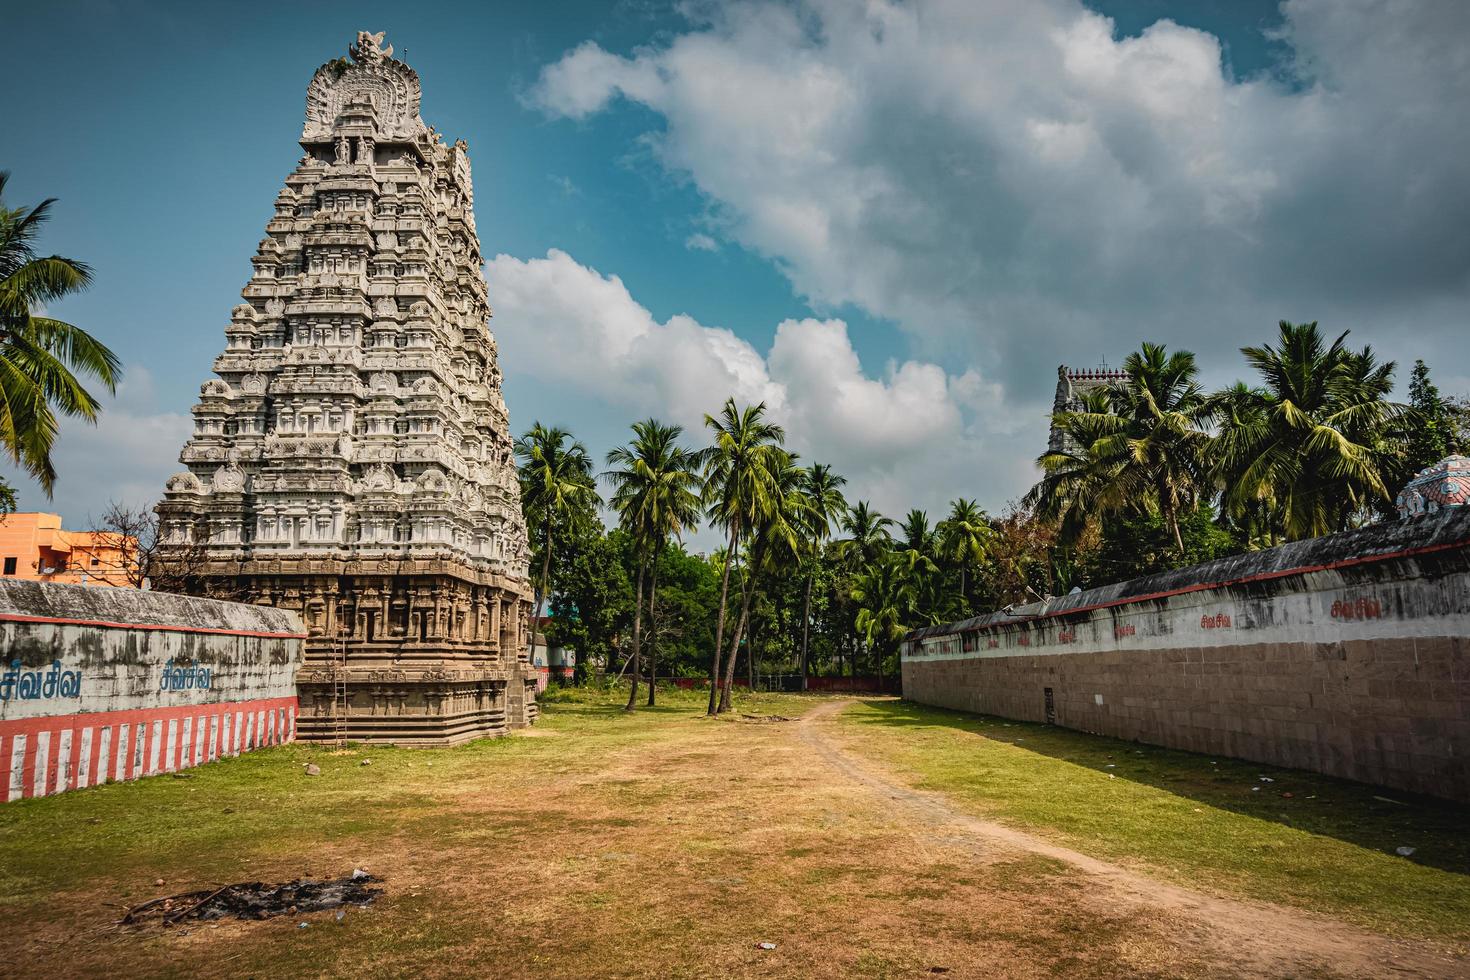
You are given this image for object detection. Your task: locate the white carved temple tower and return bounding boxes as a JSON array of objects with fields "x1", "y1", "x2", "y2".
[{"x1": 158, "y1": 32, "x2": 537, "y2": 744}]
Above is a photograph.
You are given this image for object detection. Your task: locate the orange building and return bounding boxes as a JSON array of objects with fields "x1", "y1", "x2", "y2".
[{"x1": 0, "y1": 513, "x2": 139, "y2": 587}]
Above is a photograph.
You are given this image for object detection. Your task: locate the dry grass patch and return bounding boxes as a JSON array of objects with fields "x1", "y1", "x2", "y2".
[{"x1": 0, "y1": 687, "x2": 1366, "y2": 977}]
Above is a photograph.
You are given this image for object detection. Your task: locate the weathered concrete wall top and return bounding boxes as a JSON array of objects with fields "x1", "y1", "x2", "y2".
[
  {"x1": 907, "y1": 508, "x2": 1470, "y2": 642},
  {"x1": 0, "y1": 582, "x2": 305, "y2": 723},
  {"x1": 0, "y1": 580, "x2": 304, "y2": 636}
]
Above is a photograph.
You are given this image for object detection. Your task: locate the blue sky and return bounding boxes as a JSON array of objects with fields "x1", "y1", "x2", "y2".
[{"x1": 4, "y1": 0, "x2": 1468, "y2": 533}]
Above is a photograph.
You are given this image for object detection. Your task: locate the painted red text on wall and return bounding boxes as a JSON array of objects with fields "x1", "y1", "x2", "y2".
[{"x1": 1331, "y1": 597, "x2": 1382, "y2": 620}]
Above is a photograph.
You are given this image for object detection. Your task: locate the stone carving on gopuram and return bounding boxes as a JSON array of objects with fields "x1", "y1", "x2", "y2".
[{"x1": 157, "y1": 31, "x2": 537, "y2": 745}]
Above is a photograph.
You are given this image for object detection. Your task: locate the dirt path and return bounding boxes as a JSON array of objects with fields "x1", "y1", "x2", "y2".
[{"x1": 799, "y1": 699, "x2": 1467, "y2": 979}]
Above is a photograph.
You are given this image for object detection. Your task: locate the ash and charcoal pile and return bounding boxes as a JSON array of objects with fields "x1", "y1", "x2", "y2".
[{"x1": 122, "y1": 870, "x2": 382, "y2": 926}]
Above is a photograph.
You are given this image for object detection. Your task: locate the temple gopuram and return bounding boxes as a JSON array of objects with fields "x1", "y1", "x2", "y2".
[
  {"x1": 157, "y1": 31, "x2": 537, "y2": 745},
  {"x1": 1047, "y1": 363, "x2": 1128, "y2": 455}
]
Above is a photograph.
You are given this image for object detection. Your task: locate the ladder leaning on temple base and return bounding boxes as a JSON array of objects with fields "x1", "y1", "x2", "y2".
[{"x1": 332, "y1": 627, "x2": 349, "y2": 749}]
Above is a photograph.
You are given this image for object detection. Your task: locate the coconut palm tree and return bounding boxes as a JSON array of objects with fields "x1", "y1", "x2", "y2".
[
  {"x1": 852, "y1": 554, "x2": 916, "y2": 683},
  {"x1": 938, "y1": 498, "x2": 993, "y2": 612},
  {"x1": 797, "y1": 462, "x2": 846, "y2": 689},
  {"x1": 515, "y1": 423, "x2": 599, "y2": 642},
  {"x1": 0, "y1": 172, "x2": 121, "y2": 494},
  {"x1": 605, "y1": 419, "x2": 705, "y2": 710},
  {"x1": 895, "y1": 509, "x2": 941, "y2": 619},
  {"x1": 701, "y1": 399, "x2": 785, "y2": 715},
  {"x1": 719, "y1": 448, "x2": 805, "y2": 710},
  {"x1": 833, "y1": 501, "x2": 894, "y2": 675},
  {"x1": 1215, "y1": 322, "x2": 1408, "y2": 540},
  {"x1": 1031, "y1": 342, "x2": 1211, "y2": 552},
  {"x1": 836, "y1": 500, "x2": 893, "y2": 569}
]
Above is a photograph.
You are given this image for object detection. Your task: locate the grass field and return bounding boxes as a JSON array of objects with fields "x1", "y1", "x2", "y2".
[
  {"x1": 1, "y1": 687, "x2": 1466, "y2": 978},
  {"x1": 833, "y1": 699, "x2": 1470, "y2": 945}
]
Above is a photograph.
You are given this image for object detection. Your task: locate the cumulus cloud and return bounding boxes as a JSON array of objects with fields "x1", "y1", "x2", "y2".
[
  {"x1": 0, "y1": 366, "x2": 192, "y2": 525},
  {"x1": 684, "y1": 232, "x2": 719, "y2": 252},
  {"x1": 528, "y1": 0, "x2": 1470, "y2": 501},
  {"x1": 489, "y1": 249, "x2": 992, "y2": 517}
]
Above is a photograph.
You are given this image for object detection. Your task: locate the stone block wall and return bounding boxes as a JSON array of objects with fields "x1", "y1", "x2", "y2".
[
  {"x1": 902, "y1": 510, "x2": 1470, "y2": 803},
  {"x1": 0, "y1": 580, "x2": 305, "y2": 802}
]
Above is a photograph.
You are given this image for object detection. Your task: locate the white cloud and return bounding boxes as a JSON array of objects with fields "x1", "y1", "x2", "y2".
[
  {"x1": 0, "y1": 366, "x2": 192, "y2": 526},
  {"x1": 684, "y1": 232, "x2": 719, "y2": 252},
  {"x1": 490, "y1": 249, "x2": 987, "y2": 517},
  {"x1": 528, "y1": 0, "x2": 1470, "y2": 505}
]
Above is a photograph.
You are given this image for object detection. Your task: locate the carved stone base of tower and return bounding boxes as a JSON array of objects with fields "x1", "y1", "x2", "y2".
[{"x1": 174, "y1": 557, "x2": 538, "y2": 745}]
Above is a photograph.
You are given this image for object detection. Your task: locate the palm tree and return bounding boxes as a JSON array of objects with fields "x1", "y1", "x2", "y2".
[
  {"x1": 605, "y1": 419, "x2": 705, "y2": 710},
  {"x1": 515, "y1": 423, "x2": 599, "y2": 643},
  {"x1": 797, "y1": 463, "x2": 846, "y2": 689},
  {"x1": 1031, "y1": 342, "x2": 1211, "y2": 552},
  {"x1": 834, "y1": 501, "x2": 893, "y2": 676},
  {"x1": 895, "y1": 509, "x2": 941, "y2": 620},
  {"x1": 851, "y1": 555, "x2": 916, "y2": 684},
  {"x1": 0, "y1": 172, "x2": 121, "y2": 493},
  {"x1": 938, "y1": 498, "x2": 993, "y2": 612},
  {"x1": 701, "y1": 399, "x2": 785, "y2": 715},
  {"x1": 1215, "y1": 322, "x2": 1408, "y2": 540},
  {"x1": 836, "y1": 501, "x2": 893, "y2": 569},
  {"x1": 719, "y1": 448, "x2": 805, "y2": 710}
]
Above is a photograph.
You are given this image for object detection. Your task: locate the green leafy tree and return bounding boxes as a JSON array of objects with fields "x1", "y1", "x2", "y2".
[
  {"x1": 796, "y1": 462, "x2": 846, "y2": 689},
  {"x1": 937, "y1": 498, "x2": 994, "y2": 614},
  {"x1": 605, "y1": 419, "x2": 706, "y2": 710},
  {"x1": 0, "y1": 172, "x2": 121, "y2": 494},
  {"x1": 545, "y1": 521, "x2": 634, "y2": 684},
  {"x1": 515, "y1": 423, "x2": 600, "y2": 632},
  {"x1": 1403, "y1": 360, "x2": 1459, "y2": 479},
  {"x1": 1214, "y1": 322, "x2": 1408, "y2": 540},
  {"x1": 834, "y1": 501, "x2": 893, "y2": 673},
  {"x1": 1083, "y1": 504, "x2": 1240, "y2": 586},
  {"x1": 645, "y1": 542, "x2": 721, "y2": 678},
  {"x1": 895, "y1": 509, "x2": 943, "y2": 623},
  {"x1": 836, "y1": 500, "x2": 893, "y2": 569},
  {"x1": 701, "y1": 399, "x2": 785, "y2": 715},
  {"x1": 852, "y1": 555, "x2": 916, "y2": 682},
  {"x1": 719, "y1": 448, "x2": 805, "y2": 708}
]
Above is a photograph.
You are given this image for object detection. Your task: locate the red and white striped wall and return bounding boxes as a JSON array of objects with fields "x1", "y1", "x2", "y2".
[
  {"x1": 1, "y1": 697, "x2": 298, "y2": 802},
  {"x1": 0, "y1": 580, "x2": 306, "y2": 803}
]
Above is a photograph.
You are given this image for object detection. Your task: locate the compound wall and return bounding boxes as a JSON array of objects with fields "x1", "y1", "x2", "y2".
[
  {"x1": 902, "y1": 511, "x2": 1470, "y2": 803},
  {"x1": 0, "y1": 580, "x2": 305, "y2": 802}
]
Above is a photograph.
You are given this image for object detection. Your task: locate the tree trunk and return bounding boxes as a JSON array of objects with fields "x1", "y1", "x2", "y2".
[
  {"x1": 647, "y1": 542, "x2": 661, "y2": 707},
  {"x1": 707, "y1": 523, "x2": 739, "y2": 716},
  {"x1": 720, "y1": 566, "x2": 756, "y2": 712},
  {"x1": 747, "y1": 617, "x2": 757, "y2": 691},
  {"x1": 800, "y1": 564, "x2": 813, "y2": 691},
  {"x1": 721, "y1": 583, "x2": 753, "y2": 712},
  {"x1": 625, "y1": 553, "x2": 645, "y2": 712},
  {"x1": 532, "y1": 516, "x2": 553, "y2": 628},
  {"x1": 1161, "y1": 479, "x2": 1184, "y2": 554}
]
